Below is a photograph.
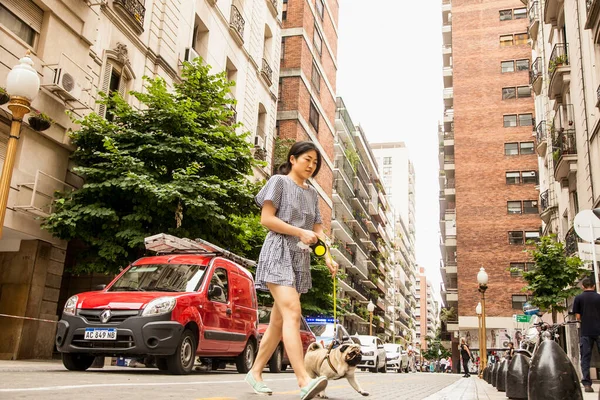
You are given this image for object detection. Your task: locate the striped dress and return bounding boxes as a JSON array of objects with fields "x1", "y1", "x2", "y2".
[{"x1": 255, "y1": 174, "x2": 322, "y2": 293}]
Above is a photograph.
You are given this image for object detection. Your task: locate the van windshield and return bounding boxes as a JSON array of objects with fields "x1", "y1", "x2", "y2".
[{"x1": 109, "y1": 264, "x2": 207, "y2": 292}]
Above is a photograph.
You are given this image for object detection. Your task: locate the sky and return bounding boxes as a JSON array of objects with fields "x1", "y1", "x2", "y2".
[{"x1": 336, "y1": 1, "x2": 445, "y2": 293}]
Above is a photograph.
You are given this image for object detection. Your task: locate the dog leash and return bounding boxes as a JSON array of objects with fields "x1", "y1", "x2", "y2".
[{"x1": 324, "y1": 243, "x2": 339, "y2": 375}]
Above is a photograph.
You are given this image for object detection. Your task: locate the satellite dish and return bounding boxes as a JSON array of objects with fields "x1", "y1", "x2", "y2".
[{"x1": 574, "y1": 209, "x2": 600, "y2": 243}]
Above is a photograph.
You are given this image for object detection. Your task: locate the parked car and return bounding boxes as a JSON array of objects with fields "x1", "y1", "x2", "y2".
[
  {"x1": 55, "y1": 234, "x2": 259, "y2": 375},
  {"x1": 306, "y1": 317, "x2": 352, "y2": 347},
  {"x1": 257, "y1": 308, "x2": 316, "y2": 372},
  {"x1": 384, "y1": 343, "x2": 408, "y2": 373},
  {"x1": 353, "y1": 335, "x2": 387, "y2": 373}
]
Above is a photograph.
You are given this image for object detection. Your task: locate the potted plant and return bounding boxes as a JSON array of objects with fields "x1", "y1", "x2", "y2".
[
  {"x1": 0, "y1": 87, "x2": 9, "y2": 105},
  {"x1": 28, "y1": 109, "x2": 53, "y2": 131}
]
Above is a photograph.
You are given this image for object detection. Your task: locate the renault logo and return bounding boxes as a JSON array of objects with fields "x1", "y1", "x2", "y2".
[{"x1": 100, "y1": 309, "x2": 112, "y2": 323}]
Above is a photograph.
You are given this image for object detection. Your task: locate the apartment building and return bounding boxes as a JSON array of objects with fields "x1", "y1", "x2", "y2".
[
  {"x1": 415, "y1": 267, "x2": 440, "y2": 349},
  {"x1": 438, "y1": 0, "x2": 540, "y2": 363},
  {"x1": 332, "y1": 98, "x2": 399, "y2": 340},
  {"x1": 276, "y1": 0, "x2": 339, "y2": 231},
  {"x1": 0, "y1": 0, "x2": 281, "y2": 359}
]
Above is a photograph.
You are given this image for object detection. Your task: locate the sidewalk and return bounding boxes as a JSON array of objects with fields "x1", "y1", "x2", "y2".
[{"x1": 424, "y1": 375, "x2": 599, "y2": 400}]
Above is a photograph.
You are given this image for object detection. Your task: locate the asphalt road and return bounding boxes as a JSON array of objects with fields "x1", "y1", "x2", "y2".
[{"x1": 0, "y1": 360, "x2": 462, "y2": 400}]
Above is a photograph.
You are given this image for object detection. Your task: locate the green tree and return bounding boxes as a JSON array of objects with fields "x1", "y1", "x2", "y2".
[
  {"x1": 422, "y1": 337, "x2": 451, "y2": 361},
  {"x1": 43, "y1": 61, "x2": 263, "y2": 274},
  {"x1": 518, "y1": 234, "x2": 588, "y2": 323}
]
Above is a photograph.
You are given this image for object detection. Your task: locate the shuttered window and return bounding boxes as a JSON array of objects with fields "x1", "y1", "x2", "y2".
[
  {"x1": 0, "y1": 0, "x2": 43, "y2": 47},
  {"x1": 97, "y1": 62, "x2": 128, "y2": 119}
]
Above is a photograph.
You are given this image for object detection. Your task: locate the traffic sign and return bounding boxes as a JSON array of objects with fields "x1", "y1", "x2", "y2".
[{"x1": 515, "y1": 314, "x2": 532, "y2": 323}]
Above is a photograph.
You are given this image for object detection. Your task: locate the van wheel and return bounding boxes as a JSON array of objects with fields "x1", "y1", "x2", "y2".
[
  {"x1": 281, "y1": 364, "x2": 288, "y2": 371},
  {"x1": 156, "y1": 358, "x2": 168, "y2": 371},
  {"x1": 236, "y1": 340, "x2": 256, "y2": 373},
  {"x1": 379, "y1": 362, "x2": 387, "y2": 373},
  {"x1": 166, "y1": 329, "x2": 196, "y2": 375},
  {"x1": 62, "y1": 353, "x2": 95, "y2": 371},
  {"x1": 269, "y1": 344, "x2": 283, "y2": 373}
]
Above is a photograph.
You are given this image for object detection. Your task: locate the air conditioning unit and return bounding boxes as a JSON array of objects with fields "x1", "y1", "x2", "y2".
[
  {"x1": 41, "y1": 67, "x2": 82, "y2": 101},
  {"x1": 254, "y1": 135, "x2": 264, "y2": 148},
  {"x1": 184, "y1": 47, "x2": 200, "y2": 63}
]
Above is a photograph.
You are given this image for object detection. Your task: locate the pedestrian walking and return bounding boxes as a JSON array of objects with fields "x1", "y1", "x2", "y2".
[
  {"x1": 459, "y1": 337, "x2": 472, "y2": 378},
  {"x1": 245, "y1": 141, "x2": 338, "y2": 400},
  {"x1": 407, "y1": 343, "x2": 416, "y2": 372},
  {"x1": 572, "y1": 277, "x2": 600, "y2": 393},
  {"x1": 439, "y1": 357, "x2": 447, "y2": 373}
]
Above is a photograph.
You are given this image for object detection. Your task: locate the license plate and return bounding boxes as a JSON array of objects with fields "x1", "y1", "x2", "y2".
[{"x1": 84, "y1": 328, "x2": 117, "y2": 340}]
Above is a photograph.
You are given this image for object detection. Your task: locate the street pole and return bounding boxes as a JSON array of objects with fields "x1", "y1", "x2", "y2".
[
  {"x1": 477, "y1": 267, "x2": 489, "y2": 374},
  {"x1": 590, "y1": 222, "x2": 599, "y2": 293},
  {"x1": 369, "y1": 311, "x2": 373, "y2": 336}
]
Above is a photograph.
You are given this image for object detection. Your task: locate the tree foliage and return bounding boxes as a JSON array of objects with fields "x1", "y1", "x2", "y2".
[
  {"x1": 43, "y1": 61, "x2": 264, "y2": 274},
  {"x1": 518, "y1": 235, "x2": 588, "y2": 323},
  {"x1": 422, "y1": 336, "x2": 451, "y2": 361}
]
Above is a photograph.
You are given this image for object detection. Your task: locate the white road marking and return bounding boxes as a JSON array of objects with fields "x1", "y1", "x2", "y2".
[{"x1": 0, "y1": 377, "x2": 297, "y2": 393}]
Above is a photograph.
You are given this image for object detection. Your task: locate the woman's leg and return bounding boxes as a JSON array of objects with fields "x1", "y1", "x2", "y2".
[
  {"x1": 462, "y1": 358, "x2": 470, "y2": 376},
  {"x1": 250, "y1": 302, "x2": 284, "y2": 381},
  {"x1": 268, "y1": 283, "x2": 311, "y2": 388}
]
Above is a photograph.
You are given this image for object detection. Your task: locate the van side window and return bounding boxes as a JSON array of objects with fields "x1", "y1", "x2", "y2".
[{"x1": 208, "y1": 268, "x2": 228, "y2": 303}]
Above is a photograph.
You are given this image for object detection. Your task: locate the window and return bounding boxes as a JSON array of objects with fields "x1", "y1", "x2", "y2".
[
  {"x1": 208, "y1": 268, "x2": 229, "y2": 302},
  {"x1": 506, "y1": 171, "x2": 520, "y2": 184},
  {"x1": 525, "y1": 231, "x2": 541, "y2": 243},
  {"x1": 512, "y1": 295, "x2": 528, "y2": 310},
  {"x1": 523, "y1": 200, "x2": 539, "y2": 214},
  {"x1": 500, "y1": 10, "x2": 513, "y2": 21},
  {"x1": 520, "y1": 142, "x2": 535, "y2": 155},
  {"x1": 282, "y1": 10, "x2": 287, "y2": 20},
  {"x1": 505, "y1": 143, "x2": 519, "y2": 156},
  {"x1": 383, "y1": 167, "x2": 392, "y2": 175},
  {"x1": 516, "y1": 59, "x2": 530, "y2": 71},
  {"x1": 311, "y1": 61, "x2": 321, "y2": 93},
  {"x1": 519, "y1": 113, "x2": 533, "y2": 126},
  {"x1": 281, "y1": 38, "x2": 285, "y2": 60},
  {"x1": 316, "y1": 0, "x2": 324, "y2": 20},
  {"x1": 309, "y1": 100, "x2": 320, "y2": 132},
  {"x1": 383, "y1": 157, "x2": 392, "y2": 166},
  {"x1": 0, "y1": 4, "x2": 39, "y2": 47},
  {"x1": 526, "y1": 262, "x2": 536, "y2": 272},
  {"x1": 517, "y1": 86, "x2": 531, "y2": 98},
  {"x1": 313, "y1": 25, "x2": 323, "y2": 56},
  {"x1": 514, "y1": 33, "x2": 529, "y2": 45},
  {"x1": 514, "y1": 8, "x2": 527, "y2": 19},
  {"x1": 510, "y1": 263, "x2": 526, "y2": 277},
  {"x1": 99, "y1": 62, "x2": 129, "y2": 119},
  {"x1": 501, "y1": 61, "x2": 515, "y2": 73},
  {"x1": 521, "y1": 171, "x2": 538, "y2": 184},
  {"x1": 508, "y1": 201, "x2": 522, "y2": 214},
  {"x1": 509, "y1": 231, "x2": 525, "y2": 244},
  {"x1": 503, "y1": 87, "x2": 517, "y2": 100},
  {"x1": 500, "y1": 35, "x2": 514, "y2": 46},
  {"x1": 504, "y1": 115, "x2": 517, "y2": 127}
]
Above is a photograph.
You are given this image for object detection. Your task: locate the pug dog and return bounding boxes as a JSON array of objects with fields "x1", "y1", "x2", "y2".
[{"x1": 304, "y1": 342, "x2": 369, "y2": 398}]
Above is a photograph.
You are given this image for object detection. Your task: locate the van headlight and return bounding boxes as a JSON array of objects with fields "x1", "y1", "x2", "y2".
[
  {"x1": 141, "y1": 297, "x2": 176, "y2": 316},
  {"x1": 63, "y1": 295, "x2": 78, "y2": 316}
]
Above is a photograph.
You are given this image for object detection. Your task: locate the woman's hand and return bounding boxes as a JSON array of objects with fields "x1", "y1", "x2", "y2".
[
  {"x1": 299, "y1": 229, "x2": 318, "y2": 245},
  {"x1": 326, "y1": 257, "x2": 338, "y2": 276}
]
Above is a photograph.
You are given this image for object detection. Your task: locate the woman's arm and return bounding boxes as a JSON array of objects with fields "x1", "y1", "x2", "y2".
[
  {"x1": 261, "y1": 201, "x2": 317, "y2": 244},
  {"x1": 313, "y1": 223, "x2": 338, "y2": 276}
]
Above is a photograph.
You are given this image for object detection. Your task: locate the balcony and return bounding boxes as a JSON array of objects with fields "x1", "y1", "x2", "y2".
[
  {"x1": 446, "y1": 289, "x2": 458, "y2": 303},
  {"x1": 225, "y1": 105, "x2": 237, "y2": 126},
  {"x1": 444, "y1": 154, "x2": 455, "y2": 171},
  {"x1": 335, "y1": 156, "x2": 356, "y2": 187},
  {"x1": 553, "y1": 130, "x2": 578, "y2": 183},
  {"x1": 443, "y1": 88, "x2": 454, "y2": 108},
  {"x1": 535, "y1": 121, "x2": 548, "y2": 156},
  {"x1": 332, "y1": 239, "x2": 355, "y2": 266},
  {"x1": 529, "y1": 2, "x2": 540, "y2": 42},
  {"x1": 442, "y1": 44, "x2": 452, "y2": 55},
  {"x1": 332, "y1": 215, "x2": 354, "y2": 245},
  {"x1": 442, "y1": 0, "x2": 452, "y2": 12},
  {"x1": 266, "y1": 0, "x2": 278, "y2": 17},
  {"x1": 445, "y1": 179, "x2": 455, "y2": 197},
  {"x1": 530, "y1": 57, "x2": 543, "y2": 95},
  {"x1": 352, "y1": 212, "x2": 370, "y2": 239},
  {"x1": 14, "y1": 170, "x2": 74, "y2": 218},
  {"x1": 443, "y1": 109, "x2": 454, "y2": 123},
  {"x1": 544, "y1": 0, "x2": 564, "y2": 26},
  {"x1": 548, "y1": 44, "x2": 570, "y2": 100},
  {"x1": 261, "y1": 58, "x2": 273, "y2": 86},
  {"x1": 442, "y1": 20, "x2": 452, "y2": 36},
  {"x1": 339, "y1": 277, "x2": 369, "y2": 303},
  {"x1": 586, "y1": 0, "x2": 600, "y2": 46},
  {"x1": 333, "y1": 179, "x2": 354, "y2": 217},
  {"x1": 539, "y1": 189, "x2": 557, "y2": 223},
  {"x1": 114, "y1": 0, "x2": 145, "y2": 32},
  {"x1": 565, "y1": 227, "x2": 579, "y2": 256},
  {"x1": 229, "y1": 5, "x2": 245, "y2": 45}
]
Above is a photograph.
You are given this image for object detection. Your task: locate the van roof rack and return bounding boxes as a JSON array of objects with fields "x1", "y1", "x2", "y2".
[{"x1": 144, "y1": 233, "x2": 256, "y2": 269}]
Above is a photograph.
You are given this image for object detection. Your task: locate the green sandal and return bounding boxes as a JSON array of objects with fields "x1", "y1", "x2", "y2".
[
  {"x1": 300, "y1": 376, "x2": 328, "y2": 400},
  {"x1": 245, "y1": 372, "x2": 273, "y2": 395}
]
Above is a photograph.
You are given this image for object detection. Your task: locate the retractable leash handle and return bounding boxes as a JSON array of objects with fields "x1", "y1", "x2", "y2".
[{"x1": 296, "y1": 238, "x2": 328, "y2": 257}]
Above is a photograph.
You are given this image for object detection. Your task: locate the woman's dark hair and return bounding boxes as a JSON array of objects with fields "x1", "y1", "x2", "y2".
[{"x1": 277, "y1": 140, "x2": 322, "y2": 177}]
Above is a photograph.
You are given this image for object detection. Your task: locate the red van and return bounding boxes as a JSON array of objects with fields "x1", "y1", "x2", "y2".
[{"x1": 55, "y1": 234, "x2": 259, "y2": 375}]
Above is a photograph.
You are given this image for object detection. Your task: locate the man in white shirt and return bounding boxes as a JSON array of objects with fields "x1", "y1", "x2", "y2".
[
  {"x1": 407, "y1": 343, "x2": 416, "y2": 372},
  {"x1": 439, "y1": 357, "x2": 448, "y2": 373}
]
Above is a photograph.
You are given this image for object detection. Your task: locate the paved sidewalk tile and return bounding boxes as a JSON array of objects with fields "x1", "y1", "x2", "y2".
[{"x1": 424, "y1": 376, "x2": 600, "y2": 400}]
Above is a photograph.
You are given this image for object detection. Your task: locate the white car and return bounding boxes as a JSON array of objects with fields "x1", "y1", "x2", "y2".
[
  {"x1": 384, "y1": 343, "x2": 409, "y2": 373},
  {"x1": 353, "y1": 335, "x2": 387, "y2": 373}
]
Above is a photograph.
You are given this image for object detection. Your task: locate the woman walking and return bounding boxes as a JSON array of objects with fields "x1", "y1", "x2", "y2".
[
  {"x1": 460, "y1": 337, "x2": 472, "y2": 378},
  {"x1": 245, "y1": 141, "x2": 338, "y2": 399}
]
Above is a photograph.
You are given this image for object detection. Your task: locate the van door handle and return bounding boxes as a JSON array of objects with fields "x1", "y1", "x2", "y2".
[{"x1": 226, "y1": 308, "x2": 232, "y2": 316}]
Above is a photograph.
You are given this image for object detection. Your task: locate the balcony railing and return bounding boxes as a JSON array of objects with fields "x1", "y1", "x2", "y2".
[
  {"x1": 333, "y1": 238, "x2": 355, "y2": 264},
  {"x1": 535, "y1": 121, "x2": 547, "y2": 143},
  {"x1": 444, "y1": 155, "x2": 455, "y2": 163},
  {"x1": 565, "y1": 227, "x2": 579, "y2": 256},
  {"x1": 225, "y1": 105, "x2": 237, "y2": 126},
  {"x1": 553, "y1": 130, "x2": 577, "y2": 161},
  {"x1": 529, "y1": 1, "x2": 539, "y2": 25},
  {"x1": 540, "y1": 189, "x2": 550, "y2": 212},
  {"x1": 530, "y1": 57, "x2": 543, "y2": 85},
  {"x1": 597, "y1": 84, "x2": 600, "y2": 107},
  {"x1": 553, "y1": 104, "x2": 575, "y2": 131},
  {"x1": 549, "y1": 43, "x2": 569, "y2": 77},
  {"x1": 445, "y1": 179, "x2": 455, "y2": 189},
  {"x1": 334, "y1": 179, "x2": 354, "y2": 210},
  {"x1": 335, "y1": 156, "x2": 356, "y2": 183},
  {"x1": 353, "y1": 211, "x2": 370, "y2": 236},
  {"x1": 114, "y1": 0, "x2": 146, "y2": 30},
  {"x1": 230, "y1": 5, "x2": 245, "y2": 42},
  {"x1": 261, "y1": 58, "x2": 273, "y2": 86}
]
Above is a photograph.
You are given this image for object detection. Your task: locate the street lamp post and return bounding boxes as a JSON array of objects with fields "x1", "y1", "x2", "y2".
[
  {"x1": 477, "y1": 267, "x2": 489, "y2": 374},
  {"x1": 1, "y1": 53, "x2": 40, "y2": 237},
  {"x1": 476, "y1": 302, "x2": 482, "y2": 378},
  {"x1": 388, "y1": 305, "x2": 395, "y2": 343},
  {"x1": 367, "y1": 300, "x2": 375, "y2": 336}
]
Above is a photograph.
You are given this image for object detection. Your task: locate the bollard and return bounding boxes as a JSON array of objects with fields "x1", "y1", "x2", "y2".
[
  {"x1": 483, "y1": 365, "x2": 489, "y2": 383},
  {"x1": 496, "y1": 358, "x2": 508, "y2": 392},
  {"x1": 506, "y1": 351, "x2": 530, "y2": 400},
  {"x1": 491, "y1": 361, "x2": 499, "y2": 388},
  {"x1": 528, "y1": 335, "x2": 583, "y2": 400}
]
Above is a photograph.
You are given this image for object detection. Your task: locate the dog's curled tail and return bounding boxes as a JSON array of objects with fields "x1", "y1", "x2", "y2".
[{"x1": 307, "y1": 342, "x2": 323, "y2": 352}]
